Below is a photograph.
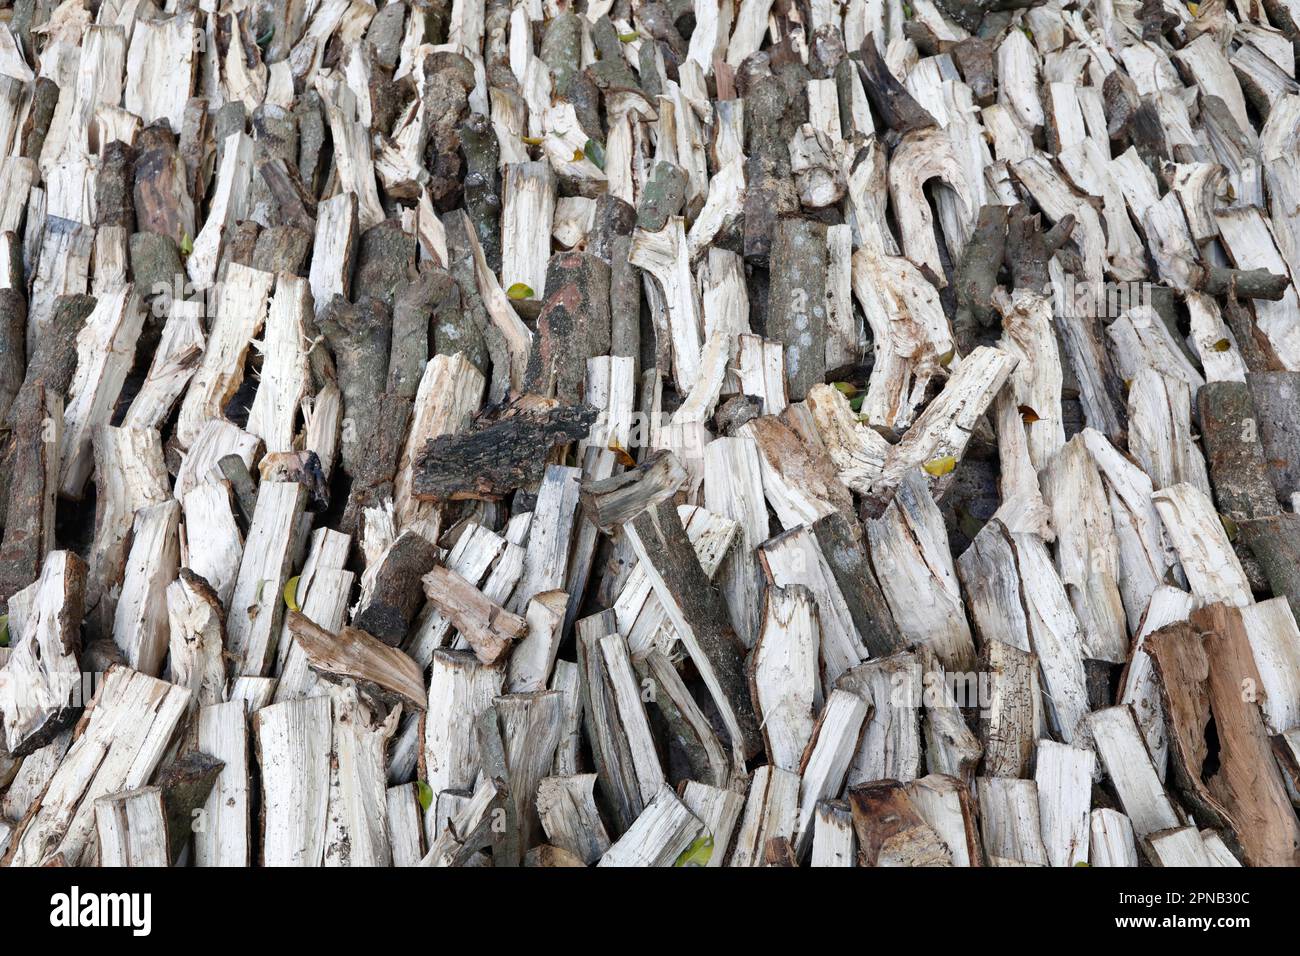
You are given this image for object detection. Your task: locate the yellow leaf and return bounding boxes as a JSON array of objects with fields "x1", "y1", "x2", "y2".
[
  {"x1": 609, "y1": 442, "x2": 637, "y2": 467},
  {"x1": 521, "y1": 135, "x2": 543, "y2": 146},
  {"x1": 618, "y1": 31, "x2": 639, "y2": 42},
  {"x1": 0, "y1": 614, "x2": 8, "y2": 647},
  {"x1": 1220, "y1": 514, "x2": 1239, "y2": 541},
  {"x1": 1188, "y1": 1, "x2": 1200, "y2": 13},
  {"x1": 923, "y1": 455, "x2": 957, "y2": 477},
  {"x1": 1213, "y1": 338, "x2": 1232, "y2": 352},
  {"x1": 938, "y1": 348, "x2": 956, "y2": 368},
  {"x1": 506, "y1": 282, "x2": 535, "y2": 301},
  {"x1": 674, "y1": 834, "x2": 714, "y2": 866},
  {"x1": 283, "y1": 576, "x2": 302, "y2": 612},
  {"x1": 571, "y1": 148, "x2": 585, "y2": 162},
  {"x1": 833, "y1": 381, "x2": 858, "y2": 398}
]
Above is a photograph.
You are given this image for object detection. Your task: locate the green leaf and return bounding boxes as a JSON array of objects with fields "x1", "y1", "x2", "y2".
[
  {"x1": 0, "y1": 614, "x2": 9, "y2": 648},
  {"x1": 283, "y1": 575, "x2": 302, "y2": 612},
  {"x1": 180, "y1": 232, "x2": 194, "y2": 256},
  {"x1": 506, "y1": 282, "x2": 535, "y2": 301},
  {"x1": 833, "y1": 381, "x2": 858, "y2": 398},
  {"x1": 417, "y1": 781, "x2": 434, "y2": 812},
  {"x1": 1074, "y1": 861, "x2": 1091, "y2": 867},
  {"x1": 849, "y1": 394, "x2": 865, "y2": 413},
  {"x1": 618, "y1": 30, "x2": 639, "y2": 42},
  {"x1": 583, "y1": 138, "x2": 606, "y2": 170},
  {"x1": 256, "y1": 26, "x2": 274, "y2": 49},
  {"x1": 673, "y1": 834, "x2": 714, "y2": 867}
]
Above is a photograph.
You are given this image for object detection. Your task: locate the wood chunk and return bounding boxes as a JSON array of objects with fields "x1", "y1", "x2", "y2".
[
  {"x1": 95, "y1": 786, "x2": 169, "y2": 867},
  {"x1": 413, "y1": 398, "x2": 597, "y2": 503},
  {"x1": 750, "y1": 585, "x2": 819, "y2": 773},
  {"x1": 1148, "y1": 604, "x2": 1300, "y2": 865},
  {"x1": 1035, "y1": 741, "x2": 1095, "y2": 867},
  {"x1": 598, "y1": 786, "x2": 705, "y2": 867},
  {"x1": 848, "y1": 780, "x2": 953, "y2": 868},
  {"x1": 3, "y1": 666, "x2": 191, "y2": 867},
  {"x1": 730, "y1": 766, "x2": 800, "y2": 868},
  {"x1": 0, "y1": 551, "x2": 85, "y2": 757},
  {"x1": 286, "y1": 611, "x2": 426, "y2": 713},
  {"x1": 537, "y1": 774, "x2": 611, "y2": 865},
  {"x1": 227, "y1": 481, "x2": 308, "y2": 677},
  {"x1": 422, "y1": 565, "x2": 528, "y2": 666}
]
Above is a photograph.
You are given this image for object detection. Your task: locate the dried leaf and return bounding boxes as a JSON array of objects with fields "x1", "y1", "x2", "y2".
[
  {"x1": 1018, "y1": 404, "x2": 1041, "y2": 424},
  {"x1": 1212, "y1": 338, "x2": 1232, "y2": 352}
]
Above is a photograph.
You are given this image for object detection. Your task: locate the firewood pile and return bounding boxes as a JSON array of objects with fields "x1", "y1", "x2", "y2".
[{"x1": 0, "y1": 0, "x2": 1299, "y2": 870}]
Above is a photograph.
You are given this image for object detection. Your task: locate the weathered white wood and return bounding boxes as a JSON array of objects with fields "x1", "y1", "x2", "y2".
[
  {"x1": 1035, "y1": 741, "x2": 1095, "y2": 867},
  {"x1": 1152, "y1": 483, "x2": 1252, "y2": 608},
  {"x1": 978, "y1": 777, "x2": 1048, "y2": 867},
  {"x1": 195, "y1": 700, "x2": 250, "y2": 867},
  {"x1": 58, "y1": 286, "x2": 144, "y2": 498},
  {"x1": 0, "y1": 552, "x2": 85, "y2": 757},
  {"x1": 730, "y1": 764, "x2": 800, "y2": 868},
  {"x1": 598, "y1": 786, "x2": 705, "y2": 868},
  {"x1": 95, "y1": 785, "x2": 169, "y2": 867},
  {"x1": 837, "y1": 654, "x2": 923, "y2": 788},
  {"x1": 386, "y1": 783, "x2": 425, "y2": 867},
  {"x1": 4, "y1": 667, "x2": 191, "y2": 867},
  {"x1": 1087, "y1": 706, "x2": 1180, "y2": 839},
  {"x1": 751, "y1": 585, "x2": 819, "y2": 773},
  {"x1": 255, "y1": 695, "x2": 332, "y2": 867},
  {"x1": 537, "y1": 774, "x2": 610, "y2": 865},
  {"x1": 1089, "y1": 808, "x2": 1139, "y2": 867},
  {"x1": 113, "y1": 500, "x2": 180, "y2": 677},
  {"x1": 869, "y1": 472, "x2": 974, "y2": 671},
  {"x1": 795, "y1": 688, "x2": 869, "y2": 858}
]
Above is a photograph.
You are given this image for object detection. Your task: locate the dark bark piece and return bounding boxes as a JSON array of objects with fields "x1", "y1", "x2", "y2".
[
  {"x1": 258, "y1": 157, "x2": 318, "y2": 233},
  {"x1": 424, "y1": 53, "x2": 475, "y2": 211},
  {"x1": 13, "y1": 294, "x2": 97, "y2": 421},
  {"x1": 767, "y1": 216, "x2": 828, "y2": 402},
  {"x1": 855, "y1": 33, "x2": 938, "y2": 134},
  {"x1": 743, "y1": 73, "x2": 801, "y2": 264},
  {"x1": 413, "y1": 396, "x2": 597, "y2": 502},
  {"x1": 154, "y1": 752, "x2": 224, "y2": 864},
  {"x1": 251, "y1": 225, "x2": 312, "y2": 275},
  {"x1": 96, "y1": 141, "x2": 136, "y2": 231},
  {"x1": 286, "y1": 611, "x2": 427, "y2": 712},
  {"x1": 579, "y1": 449, "x2": 688, "y2": 533},
  {"x1": 1194, "y1": 265, "x2": 1290, "y2": 300},
  {"x1": 637, "y1": 161, "x2": 689, "y2": 232},
  {"x1": 626, "y1": 499, "x2": 763, "y2": 759},
  {"x1": 952, "y1": 37, "x2": 997, "y2": 106},
  {"x1": 247, "y1": 105, "x2": 298, "y2": 228},
  {"x1": 318, "y1": 294, "x2": 407, "y2": 527},
  {"x1": 418, "y1": 265, "x2": 487, "y2": 373},
  {"x1": 129, "y1": 232, "x2": 183, "y2": 309},
  {"x1": 589, "y1": 194, "x2": 637, "y2": 262},
  {"x1": 388, "y1": 272, "x2": 434, "y2": 398},
  {"x1": 955, "y1": 204, "x2": 1007, "y2": 339},
  {"x1": 21, "y1": 76, "x2": 59, "y2": 162},
  {"x1": 133, "y1": 121, "x2": 195, "y2": 245},
  {"x1": 1005, "y1": 203, "x2": 1074, "y2": 294},
  {"x1": 460, "y1": 111, "x2": 502, "y2": 273},
  {"x1": 353, "y1": 530, "x2": 439, "y2": 645},
  {"x1": 1223, "y1": 290, "x2": 1287, "y2": 374},
  {"x1": 1239, "y1": 514, "x2": 1300, "y2": 627},
  {"x1": 525, "y1": 252, "x2": 612, "y2": 403},
  {"x1": 0, "y1": 288, "x2": 25, "y2": 425},
  {"x1": 1248, "y1": 371, "x2": 1300, "y2": 502},
  {"x1": 293, "y1": 91, "x2": 328, "y2": 197},
  {"x1": 0, "y1": 385, "x2": 62, "y2": 603},
  {"x1": 351, "y1": 220, "x2": 415, "y2": 309},
  {"x1": 811, "y1": 511, "x2": 907, "y2": 658},
  {"x1": 218, "y1": 453, "x2": 259, "y2": 524},
  {"x1": 1197, "y1": 381, "x2": 1279, "y2": 522}
]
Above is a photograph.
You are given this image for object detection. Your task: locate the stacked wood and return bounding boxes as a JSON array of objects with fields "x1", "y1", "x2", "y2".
[{"x1": 3, "y1": 0, "x2": 1300, "y2": 871}]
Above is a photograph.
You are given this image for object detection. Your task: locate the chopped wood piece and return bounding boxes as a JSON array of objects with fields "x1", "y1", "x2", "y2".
[
  {"x1": 413, "y1": 398, "x2": 597, "y2": 502},
  {"x1": 286, "y1": 612, "x2": 426, "y2": 713},
  {"x1": 422, "y1": 565, "x2": 529, "y2": 666}
]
